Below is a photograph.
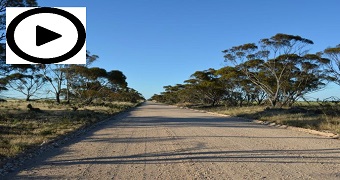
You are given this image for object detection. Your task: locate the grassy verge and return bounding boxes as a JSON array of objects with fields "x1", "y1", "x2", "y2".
[
  {"x1": 0, "y1": 100, "x2": 139, "y2": 160},
  {"x1": 178, "y1": 103, "x2": 340, "y2": 135}
]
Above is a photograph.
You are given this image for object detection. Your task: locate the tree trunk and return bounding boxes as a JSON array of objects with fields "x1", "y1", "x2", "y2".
[
  {"x1": 211, "y1": 100, "x2": 216, "y2": 107},
  {"x1": 269, "y1": 98, "x2": 277, "y2": 108},
  {"x1": 56, "y1": 93, "x2": 60, "y2": 104},
  {"x1": 66, "y1": 78, "x2": 70, "y2": 104},
  {"x1": 66, "y1": 87, "x2": 70, "y2": 104}
]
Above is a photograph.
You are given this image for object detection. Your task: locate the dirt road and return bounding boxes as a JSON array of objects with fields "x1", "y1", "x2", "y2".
[{"x1": 5, "y1": 102, "x2": 340, "y2": 179}]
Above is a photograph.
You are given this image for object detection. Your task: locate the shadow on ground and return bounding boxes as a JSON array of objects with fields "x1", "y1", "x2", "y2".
[{"x1": 4, "y1": 103, "x2": 340, "y2": 179}]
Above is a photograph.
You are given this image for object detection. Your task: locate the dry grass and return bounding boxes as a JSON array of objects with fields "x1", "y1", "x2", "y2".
[
  {"x1": 215, "y1": 106, "x2": 265, "y2": 118},
  {"x1": 0, "y1": 100, "x2": 138, "y2": 160},
  {"x1": 183, "y1": 104, "x2": 340, "y2": 135}
]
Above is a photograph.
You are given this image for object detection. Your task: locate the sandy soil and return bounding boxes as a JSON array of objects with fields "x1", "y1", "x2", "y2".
[{"x1": 4, "y1": 102, "x2": 340, "y2": 179}]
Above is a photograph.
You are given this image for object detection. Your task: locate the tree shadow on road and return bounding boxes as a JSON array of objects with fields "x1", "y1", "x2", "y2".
[
  {"x1": 4, "y1": 106, "x2": 340, "y2": 179},
  {"x1": 46, "y1": 147, "x2": 340, "y2": 165}
]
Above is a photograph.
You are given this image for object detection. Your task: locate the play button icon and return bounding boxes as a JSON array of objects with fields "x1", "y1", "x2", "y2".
[
  {"x1": 36, "y1": 25, "x2": 62, "y2": 46},
  {"x1": 6, "y1": 7, "x2": 86, "y2": 64}
]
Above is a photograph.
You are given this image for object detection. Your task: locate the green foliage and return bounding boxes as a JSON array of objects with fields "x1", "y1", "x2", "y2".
[
  {"x1": 323, "y1": 44, "x2": 340, "y2": 86},
  {"x1": 107, "y1": 70, "x2": 128, "y2": 89},
  {"x1": 38, "y1": 52, "x2": 143, "y2": 104},
  {"x1": 68, "y1": 63, "x2": 138, "y2": 104},
  {"x1": 223, "y1": 33, "x2": 330, "y2": 107},
  {"x1": 6, "y1": 65, "x2": 46, "y2": 101},
  {"x1": 154, "y1": 33, "x2": 338, "y2": 109},
  {"x1": 0, "y1": 0, "x2": 39, "y2": 96}
]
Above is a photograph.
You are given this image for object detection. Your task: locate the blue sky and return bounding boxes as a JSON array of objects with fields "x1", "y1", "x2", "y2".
[{"x1": 36, "y1": 0, "x2": 339, "y2": 99}]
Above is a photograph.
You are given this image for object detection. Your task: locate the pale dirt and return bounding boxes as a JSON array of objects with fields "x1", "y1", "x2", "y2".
[{"x1": 4, "y1": 102, "x2": 340, "y2": 179}]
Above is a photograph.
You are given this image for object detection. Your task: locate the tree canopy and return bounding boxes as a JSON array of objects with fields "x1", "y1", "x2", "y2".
[{"x1": 152, "y1": 33, "x2": 338, "y2": 108}]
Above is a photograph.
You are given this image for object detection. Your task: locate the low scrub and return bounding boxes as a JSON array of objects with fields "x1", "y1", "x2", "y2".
[
  {"x1": 0, "y1": 100, "x2": 138, "y2": 160},
  {"x1": 180, "y1": 103, "x2": 340, "y2": 135}
]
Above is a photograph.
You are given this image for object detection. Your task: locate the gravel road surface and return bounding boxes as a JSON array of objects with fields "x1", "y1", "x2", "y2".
[{"x1": 4, "y1": 102, "x2": 340, "y2": 179}]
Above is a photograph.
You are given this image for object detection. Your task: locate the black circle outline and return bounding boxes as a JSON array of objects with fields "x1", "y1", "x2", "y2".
[{"x1": 6, "y1": 7, "x2": 86, "y2": 64}]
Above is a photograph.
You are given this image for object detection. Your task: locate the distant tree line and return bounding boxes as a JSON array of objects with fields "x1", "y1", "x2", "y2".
[
  {"x1": 151, "y1": 34, "x2": 340, "y2": 108},
  {"x1": 0, "y1": 50, "x2": 145, "y2": 103},
  {"x1": 0, "y1": 0, "x2": 145, "y2": 103}
]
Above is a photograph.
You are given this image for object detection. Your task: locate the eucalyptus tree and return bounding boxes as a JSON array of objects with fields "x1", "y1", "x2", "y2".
[
  {"x1": 150, "y1": 94, "x2": 163, "y2": 102},
  {"x1": 68, "y1": 65, "x2": 132, "y2": 104},
  {"x1": 216, "y1": 66, "x2": 265, "y2": 106},
  {"x1": 42, "y1": 51, "x2": 98, "y2": 103},
  {"x1": 6, "y1": 65, "x2": 46, "y2": 101},
  {"x1": 113, "y1": 87, "x2": 144, "y2": 103},
  {"x1": 70, "y1": 66, "x2": 107, "y2": 104},
  {"x1": 174, "y1": 84, "x2": 196, "y2": 104},
  {"x1": 184, "y1": 68, "x2": 225, "y2": 106},
  {"x1": 323, "y1": 44, "x2": 340, "y2": 86},
  {"x1": 0, "y1": 0, "x2": 38, "y2": 95},
  {"x1": 159, "y1": 84, "x2": 188, "y2": 104},
  {"x1": 41, "y1": 64, "x2": 69, "y2": 103},
  {"x1": 223, "y1": 33, "x2": 330, "y2": 107},
  {"x1": 107, "y1": 70, "x2": 127, "y2": 91}
]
